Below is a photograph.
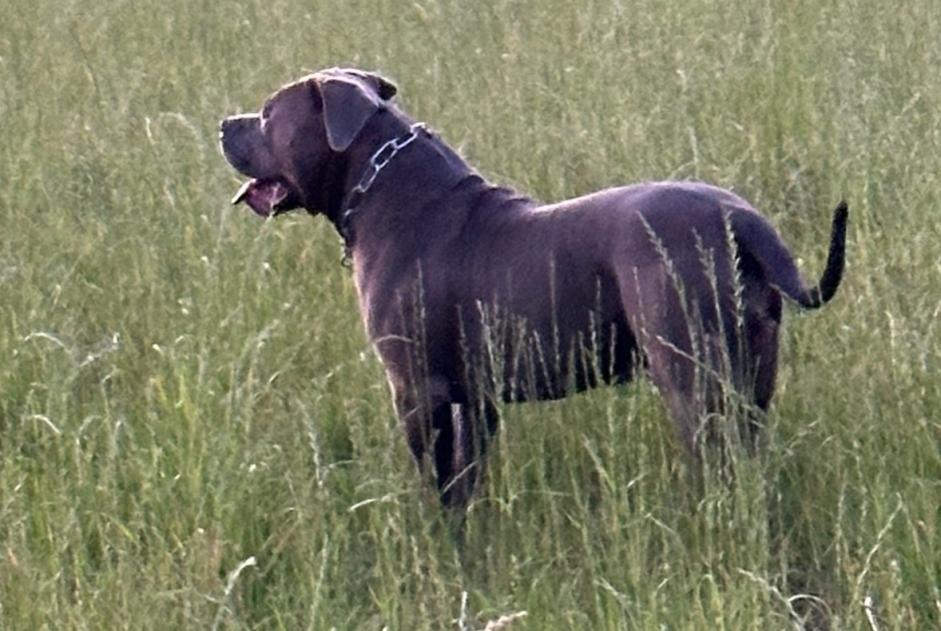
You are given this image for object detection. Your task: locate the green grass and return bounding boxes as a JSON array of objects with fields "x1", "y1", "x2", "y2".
[{"x1": 2, "y1": 0, "x2": 939, "y2": 628}]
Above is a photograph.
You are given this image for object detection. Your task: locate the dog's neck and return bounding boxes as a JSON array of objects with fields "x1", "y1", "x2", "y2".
[
  {"x1": 328, "y1": 110, "x2": 478, "y2": 244},
  {"x1": 336, "y1": 120, "x2": 430, "y2": 247}
]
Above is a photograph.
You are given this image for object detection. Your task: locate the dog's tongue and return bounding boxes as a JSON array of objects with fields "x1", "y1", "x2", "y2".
[{"x1": 231, "y1": 179, "x2": 288, "y2": 217}]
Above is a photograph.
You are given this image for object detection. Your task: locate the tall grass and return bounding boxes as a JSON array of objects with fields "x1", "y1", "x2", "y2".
[{"x1": 1, "y1": 0, "x2": 939, "y2": 628}]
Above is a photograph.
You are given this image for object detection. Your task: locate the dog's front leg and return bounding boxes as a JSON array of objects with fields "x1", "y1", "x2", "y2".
[
  {"x1": 391, "y1": 375, "x2": 463, "y2": 506},
  {"x1": 445, "y1": 399, "x2": 500, "y2": 509},
  {"x1": 393, "y1": 385, "x2": 500, "y2": 509}
]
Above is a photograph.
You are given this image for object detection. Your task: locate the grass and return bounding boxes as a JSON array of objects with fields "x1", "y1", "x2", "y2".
[{"x1": 1, "y1": 0, "x2": 939, "y2": 628}]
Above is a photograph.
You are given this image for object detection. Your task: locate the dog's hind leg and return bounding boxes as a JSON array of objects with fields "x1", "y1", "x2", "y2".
[
  {"x1": 644, "y1": 336, "x2": 703, "y2": 453},
  {"x1": 615, "y1": 265, "x2": 691, "y2": 451},
  {"x1": 617, "y1": 265, "x2": 722, "y2": 453}
]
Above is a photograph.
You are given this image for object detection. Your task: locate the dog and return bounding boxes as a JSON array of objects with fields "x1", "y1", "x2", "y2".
[{"x1": 220, "y1": 68, "x2": 847, "y2": 508}]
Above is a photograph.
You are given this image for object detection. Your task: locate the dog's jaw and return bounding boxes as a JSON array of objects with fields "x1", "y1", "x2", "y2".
[{"x1": 231, "y1": 178, "x2": 300, "y2": 217}]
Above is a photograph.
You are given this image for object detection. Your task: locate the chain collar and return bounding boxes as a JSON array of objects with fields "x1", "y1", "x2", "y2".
[{"x1": 339, "y1": 122, "x2": 427, "y2": 264}]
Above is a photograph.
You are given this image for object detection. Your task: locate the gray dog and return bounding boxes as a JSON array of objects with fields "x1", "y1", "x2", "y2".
[{"x1": 220, "y1": 68, "x2": 847, "y2": 508}]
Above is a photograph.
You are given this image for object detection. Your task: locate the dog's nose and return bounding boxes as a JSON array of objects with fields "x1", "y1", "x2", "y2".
[
  {"x1": 220, "y1": 114, "x2": 260, "y2": 138},
  {"x1": 219, "y1": 118, "x2": 240, "y2": 156},
  {"x1": 219, "y1": 117, "x2": 235, "y2": 137}
]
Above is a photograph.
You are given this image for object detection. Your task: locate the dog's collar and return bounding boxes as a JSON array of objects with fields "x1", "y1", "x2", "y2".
[
  {"x1": 339, "y1": 122, "x2": 427, "y2": 260},
  {"x1": 350, "y1": 122, "x2": 427, "y2": 198}
]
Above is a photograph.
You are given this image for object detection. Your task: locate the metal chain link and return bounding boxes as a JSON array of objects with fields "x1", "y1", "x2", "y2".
[
  {"x1": 340, "y1": 122, "x2": 428, "y2": 266},
  {"x1": 351, "y1": 122, "x2": 427, "y2": 196}
]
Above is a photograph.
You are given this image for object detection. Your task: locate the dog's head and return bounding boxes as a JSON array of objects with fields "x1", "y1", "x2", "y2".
[{"x1": 219, "y1": 68, "x2": 398, "y2": 217}]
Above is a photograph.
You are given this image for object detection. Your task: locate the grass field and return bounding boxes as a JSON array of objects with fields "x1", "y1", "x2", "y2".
[{"x1": 2, "y1": 0, "x2": 939, "y2": 628}]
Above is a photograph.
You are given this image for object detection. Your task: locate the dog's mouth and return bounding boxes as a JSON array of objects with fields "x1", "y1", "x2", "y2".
[{"x1": 231, "y1": 178, "x2": 300, "y2": 217}]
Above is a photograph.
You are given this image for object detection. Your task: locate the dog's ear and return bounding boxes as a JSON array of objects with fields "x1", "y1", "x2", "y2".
[
  {"x1": 318, "y1": 72, "x2": 396, "y2": 152},
  {"x1": 367, "y1": 72, "x2": 397, "y2": 100},
  {"x1": 338, "y1": 68, "x2": 398, "y2": 100}
]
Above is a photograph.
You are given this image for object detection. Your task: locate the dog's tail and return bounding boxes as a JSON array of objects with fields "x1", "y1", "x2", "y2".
[{"x1": 734, "y1": 201, "x2": 848, "y2": 309}]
